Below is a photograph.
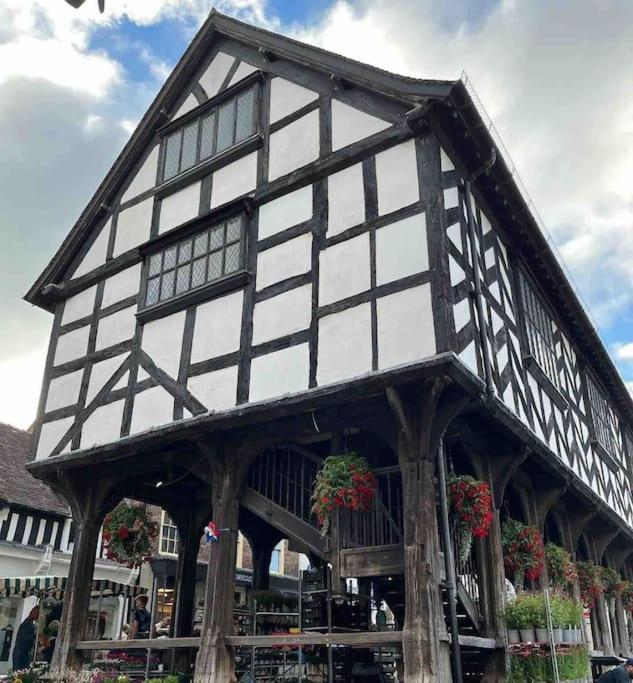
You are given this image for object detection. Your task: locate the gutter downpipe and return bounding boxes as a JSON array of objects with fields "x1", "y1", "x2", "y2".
[
  {"x1": 461, "y1": 148, "x2": 497, "y2": 399},
  {"x1": 438, "y1": 437, "x2": 463, "y2": 682}
]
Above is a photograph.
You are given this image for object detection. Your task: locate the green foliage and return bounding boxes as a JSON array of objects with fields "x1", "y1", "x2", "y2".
[
  {"x1": 509, "y1": 644, "x2": 589, "y2": 682},
  {"x1": 102, "y1": 502, "x2": 159, "y2": 568},
  {"x1": 544, "y1": 543, "x2": 577, "y2": 590},
  {"x1": 503, "y1": 592, "x2": 583, "y2": 630},
  {"x1": 504, "y1": 593, "x2": 541, "y2": 629},
  {"x1": 601, "y1": 566, "x2": 625, "y2": 597}
]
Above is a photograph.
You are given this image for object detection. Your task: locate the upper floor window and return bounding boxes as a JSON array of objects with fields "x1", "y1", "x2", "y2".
[
  {"x1": 269, "y1": 541, "x2": 283, "y2": 574},
  {"x1": 162, "y1": 85, "x2": 257, "y2": 182},
  {"x1": 518, "y1": 270, "x2": 560, "y2": 389},
  {"x1": 586, "y1": 373, "x2": 618, "y2": 458},
  {"x1": 160, "y1": 512, "x2": 179, "y2": 556},
  {"x1": 144, "y1": 213, "x2": 246, "y2": 308}
]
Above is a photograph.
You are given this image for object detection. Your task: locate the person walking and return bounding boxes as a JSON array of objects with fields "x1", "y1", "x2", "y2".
[
  {"x1": 598, "y1": 658, "x2": 633, "y2": 681},
  {"x1": 12, "y1": 607, "x2": 39, "y2": 671}
]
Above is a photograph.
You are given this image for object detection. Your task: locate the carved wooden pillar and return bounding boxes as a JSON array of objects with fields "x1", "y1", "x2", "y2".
[
  {"x1": 50, "y1": 472, "x2": 123, "y2": 678},
  {"x1": 387, "y1": 380, "x2": 470, "y2": 682}
]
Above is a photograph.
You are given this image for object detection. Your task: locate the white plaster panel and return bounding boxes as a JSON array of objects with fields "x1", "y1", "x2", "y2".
[
  {"x1": 121, "y1": 146, "x2": 159, "y2": 203},
  {"x1": 188, "y1": 366, "x2": 238, "y2": 412},
  {"x1": 375, "y1": 140, "x2": 419, "y2": 216},
  {"x1": 158, "y1": 182, "x2": 201, "y2": 234},
  {"x1": 130, "y1": 386, "x2": 174, "y2": 435},
  {"x1": 375, "y1": 212, "x2": 428, "y2": 285},
  {"x1": 101, "y1": 264, "x2": 141, "y2": 309},
  {"x1": 210, "y1": 152, "x2": 257, "y2": 209},
  {"x1": 80, "y1": 399, "x2": 125, "y2": 449},
  {"x1": 228, "y1": 61, "x2": 258, "y2": 87},
  {"x1": 327, "y1": 163, "x2": 365, "y2": 236},
  {"x1": 199, "y1": 52, "x2": 234, "y2": 98},
  {"x1": 249, "y1": 343, "x2": 309, "y2": 402},
  {"x1": 86, "y1": 354, "x2": 128, "y2": 404},
  {"x1": 453, "y1": 298, "x2": 471, "y2": 333},
  {"x1": 54, "y1": 325, "x2": 90, "y2": 366},
  {"x1": 331, "y1": 100, "x2": 390, "y2": 151},
  {"x1": 113, "y1": 198, "x2": 153, "y2": 256},
  {"x1": 440, "y1": 147, "x2": 455, "y2": 172},
  {"x1": 270, "y1": 77, "x2": 319, "y2": 124},
  {"x1": 258, "y1": 185, "x2": 312, "y2": 240},
  {"x1": 190, "y1": 290, "x2": 244, "y2": 363},
  {"x1": 36, "y1": 417, "x2": 75, "y2": 460},
  {"x1": 141, "y1": 310, "x2": 186, "y2": 379},
  {"x1": 95, "y1": 305, "x2": 137, "y2": 351},
  {"x1": 443, "y1": 187, "x2": 458, "y2": 210},
  {"x1": 317, "y1": 303, "x2": 372, "y2": 386},
  {"x1": 256, "y1": 234, "x2": 312, "y2": 291},
  {"x1": 45, "y1": 369, "x2": 83, "y2": 412},
  {"x1": 173, "y1": 93, "x2": 198, "y2": 120},
  {"x1": 72, "y1": 219, "x2": 110, "y2": 278},
  {"x1": 376, "y1": 284, "x2": 436, "y2": 369},
  {"x1": 252, "y1": 285, "x2": 312, "y2": 345},
  {"x1": 62, "y1": 285, "x2": 97, "y2": 325},
  {"x1": 269, "y1": 110, "x2": 319, "y2": 181},
  {"x1": 319, "y1": 233, "x2": 370, "y2": 306}
]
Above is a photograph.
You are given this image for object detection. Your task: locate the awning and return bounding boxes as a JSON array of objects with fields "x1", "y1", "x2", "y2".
[{"x1": 0, "y1": 576, "x2": 144, "y2": 599}]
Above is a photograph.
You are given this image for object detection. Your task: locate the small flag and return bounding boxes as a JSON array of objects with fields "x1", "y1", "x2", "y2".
[{"x1": 204, "y1": 521, "x2": 220, "y2": 543}]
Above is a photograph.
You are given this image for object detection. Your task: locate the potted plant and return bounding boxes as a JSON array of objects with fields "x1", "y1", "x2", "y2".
[
  {"x1": 549, "y1": 593, "x2": 565, "y2": 644},
  {"x1": 531, "y1": 593, "x2": 549, "y2": 642},
  {"x1": 502, "y1": 519, "x2": 545, "y2": 590},
  {"x1": 447, "y1": 475, "x2": 493, "y2": 564},
  {"x1": 503, "y1": 600, "x2": 521, "y2": 644},
  {"x1": 514, "y1": 593, "x2": 538, "y2": 643}
]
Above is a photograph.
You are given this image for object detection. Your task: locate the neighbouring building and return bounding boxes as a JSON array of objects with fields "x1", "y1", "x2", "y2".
[{"x1": 22, "y1": 8, "x2": 633, "y2": 681}]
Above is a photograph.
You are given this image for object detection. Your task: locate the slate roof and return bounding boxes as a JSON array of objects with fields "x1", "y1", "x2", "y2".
[{"x1": 0, "y1": 423, "x2": 69, "y2": 516}]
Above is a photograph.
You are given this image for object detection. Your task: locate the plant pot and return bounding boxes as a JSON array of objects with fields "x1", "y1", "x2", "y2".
[
  {"x1": 552, "y1": 627, "x2": 563, "y2": 643},
  {"x1": 575, "y1": 626, "x2": 583, "y2": 643},
  {"x1": 563, "y1": 627, "x2": 574, "y2": 643},
  {"x1": 535, "y1": 627, "x2": 549, "y2": 642},
  {"x1": 520, "y1": 628, "x2": 535, "y2": 643},
  {"x1": 507, "y1": 629, "x2": 520, "y2": 644}
]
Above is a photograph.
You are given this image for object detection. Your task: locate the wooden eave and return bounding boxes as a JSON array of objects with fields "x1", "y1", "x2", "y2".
[{"x1": 24, "y1": 10, "x2": 455, "y2": 312}]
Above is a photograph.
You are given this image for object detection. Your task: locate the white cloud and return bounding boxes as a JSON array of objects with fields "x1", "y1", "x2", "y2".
[
  {"x1": 0, "y1": 345, "x2": 47, "y2": 429},
  {"x1": 616, "y1": 343, "x2": 633, "y2": 362}
]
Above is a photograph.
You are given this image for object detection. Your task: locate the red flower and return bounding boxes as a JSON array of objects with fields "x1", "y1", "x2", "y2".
[{"x1": 118, "y1": 527, "x2": 130, "y2": 540}]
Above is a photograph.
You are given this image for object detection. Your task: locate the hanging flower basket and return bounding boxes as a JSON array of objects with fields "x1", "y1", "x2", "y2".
[
  {"x1": 447, "y1": 475, "x2": 493, "y2": 565},
  {"x1": 621, "y1": 581, "x2": 633, "y2": 611},
  {"x1": 311, "y1": 453, "x2": 377, "y2": 535},
  {"x1": 103, "y1": 503, "x2": 159, "y2": 568},
  {"x1": 545, "y1": 543, "x2": 577, "y2": 590},
  {"x1": 576, "y1": 561, "x2": 604, "y2": 607},
  {"x1": 600, "y1": 566, "x2": 625, "y2": 598},
  {"x1": 501, "y1": 519, "x2": 545, "y2": 590}
]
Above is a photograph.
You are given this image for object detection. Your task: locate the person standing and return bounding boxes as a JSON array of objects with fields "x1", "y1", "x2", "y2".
[
  {"x1": 12, "y1": 607, "x2": 39, "y2": 672},
  {"x1": 129, "y1": 595, "x2": 151, "y2": 640},
  {"x1": 598, "y1": 658, "x2": 633, "y2": 681}
]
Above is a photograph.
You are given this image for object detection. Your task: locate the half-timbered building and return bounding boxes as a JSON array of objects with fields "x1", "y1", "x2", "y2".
[{"x1": 24, "y1": 10, "x2": 633, "y2": 681}]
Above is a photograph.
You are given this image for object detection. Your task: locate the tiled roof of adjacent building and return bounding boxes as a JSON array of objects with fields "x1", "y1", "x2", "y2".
[{"x1": 0, "y1": 422, "x2": 69, "y2": 516}]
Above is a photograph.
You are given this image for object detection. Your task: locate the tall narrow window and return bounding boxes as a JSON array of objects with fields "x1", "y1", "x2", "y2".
[
  {"x1": 586, "y1": 373, "x2": 618, "y2": 458},
  {"x1": 160, "y1": 512, "x2": 179, "y2": 556},
  {"x1": 518, "y1": 270, "x2": 560, "y2": 389},
  {"x1": 161, "y1": 84, "x2": 257, "y2": 182},
  {"x1": 143, "y1": 214, "x2": 246, "y2": 308}
]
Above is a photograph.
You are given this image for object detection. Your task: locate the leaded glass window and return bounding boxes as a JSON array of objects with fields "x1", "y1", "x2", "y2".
[
  {"x1": 143, "y1": 214, "x2": 246, "y2": 308},
  {"x1": 160, "y1": 512, "x2": 179, "y2": 556},
  {"x1": 161, "y1": 85, "x2": 257, "y2": 182},
  {"x1": 586, "y1": 373, "x2": 618, "y2": 457}
]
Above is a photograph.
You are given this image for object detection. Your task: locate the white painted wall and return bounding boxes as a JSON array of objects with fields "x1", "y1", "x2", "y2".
[
  {"x1": 375, "y1": 212, "x2": 428, "y2": 285},
  {"x1": 113, "y1": 198, "x2": 153, "y2": 256},
  {"x1": 45, "y1": 369, "x2": 83, "y2": 412},
  {"x1": 252, "y1": 285, "x2": 312, "y2": 345},
  {"x1": 141, "y1": 310, "x2": 186, "y2": 379},
  {"x1": 210, "y1": 152, "x2": 257, "y2": 209},
  {"x1": 95, "y1": 306, "x2": 137, "y2": 351},
  {"x1": 173, "y1": 93, "x2": 198, "y2": 120},
  {"x1": 327, "y1": 163, "x2": 365, "y2": 236},
  {"x1": 376, "y1": 284, "x2": 436, "y2": 369},
  {"x1": 375, "y1": 140, "x2": 419, "y2": 216},
  {"x1": 62, "y1": 285, "x2": 97, "y2": 325},
  {"x1": 72, "y1": 218, "x2": 110, "y2": 279},
  {"x1": 319, "y1": 233, "x2": 370, "y2": 305},
  {"x1": 102, "y1": 264, "x2": 141, "y2": 309},
  {"x1": 158, "y1": 182, "x2": 201, "y2": 234},
  {"x1": 198, "y1": 51, "x2": 234, "y2": 98},
  {"x1": 249, "y1": 343, "x2": 309, "y2": 402},
  {"x1": 269, "y1": 110, "x2": 319, "y2": 181},
  {"x1": 269, "y1": 77, "x2": 318, "y2": 124},
  {"x1": 317, "y1": 303, "x2": 372, "y2": 386},
  {"x1": 86, "y1": 354, "x2": 128, "y2": 404},
  {"x1": 188, "y1": 365, "x2": 238, "y2": 411},
  {"x1": 190, "y1": 290, "x2": 244, "y2": 363},
  {"x1": 80, "y1": 399, "x2": 125, "y2": 448},
  {"x1": 228, "y1": 61, "x2": 258, "y2": 87},
  {"x1": 331, "y1": 100, "x2": 390, "y2": 151},
  {"x1": 258, "y1": 185, "x2": 312, "y2": 240},
  {"x1": 130, "y1": 386, "x2": 174, "y2": 434},
  {"x1": 54, "y1": 325, "x2": 90, "y2": 365},
  {"x1": 256, "y1": 233, "x2": 312, "y2": 291},
  {"x1": 36, "y1": 417, "x2": 75, "y2": 459},
  {"x1": 121, "y1": 146, "x2": 159, "y2": 203}
]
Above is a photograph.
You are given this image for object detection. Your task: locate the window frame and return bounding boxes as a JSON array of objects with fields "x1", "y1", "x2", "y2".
[
  {"x1": 584, "y1": 369, "x2": 619, "y2": 463},
  {"x1": 158, "y1": 73, "x2": 262, "y2": 187},
  {"x1": 159, "y1": 511, "x2": 179, "y2": 557}
]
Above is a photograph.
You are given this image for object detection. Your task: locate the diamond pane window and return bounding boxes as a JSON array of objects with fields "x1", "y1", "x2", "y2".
[
  {"x1": 161, "y1": 85, "x2": 257, "y2": 182},
  {"x1": 586, "y1": 373, "x2": 618, "y2": 458},
  {"x1": 143, "y1": 213, "x2": 246, "y2": 308}
]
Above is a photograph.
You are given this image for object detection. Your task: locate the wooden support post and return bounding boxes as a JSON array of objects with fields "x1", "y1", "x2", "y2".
[
  {"x1": 387, "y1": 380, "x2": 470, "y2": 682},
  {"x1": 614, "y1": 595, "x2": 628, "y2": 656}
]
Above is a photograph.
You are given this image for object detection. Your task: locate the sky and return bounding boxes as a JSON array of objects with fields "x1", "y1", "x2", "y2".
[{"x1": 0, "y1": 0, "x2": 632, "y2": 429}]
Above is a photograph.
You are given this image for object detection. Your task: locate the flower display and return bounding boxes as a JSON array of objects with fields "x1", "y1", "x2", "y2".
[
  {"x1": 102, "y1": 503, "x2": 159, "y2": 568},
  {"x1": 502, "y1": 519, "x2": 545, "y2": 590},
  {"x1": 311, "y1": 453, "x2": 377, "y2": 534},
  {"x1": 621, "y1": 581, "x2": 633, "y2": 611},
  {"x1": 544, "y1": 543, "x2": 577, "y2": 590},
  {"x1": 447, "y1": 475, "x2": 493, "y2": 564},
  {"x1": 576, "y1": 561, "x2": 604, "y2": 607},
  {"x1": 600, "y1": 566, "x2": 626, "y2": 598}
]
